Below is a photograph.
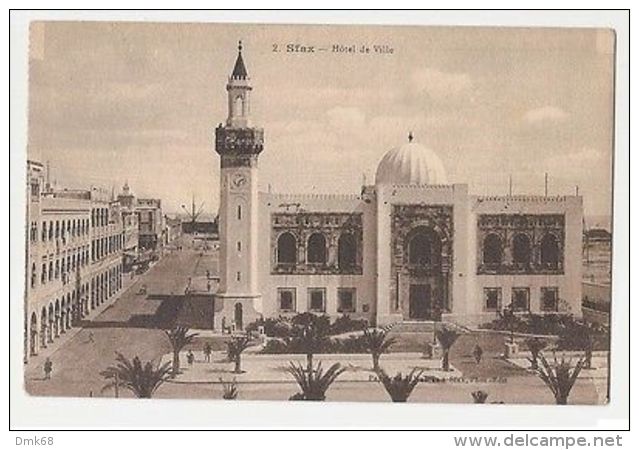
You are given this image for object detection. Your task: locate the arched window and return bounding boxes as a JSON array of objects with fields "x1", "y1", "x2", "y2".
[
  {"x1": 31, "y1": 263, "x2": 37, "y2": 288},
  {"x1": 276, "y1": 232, "x2": 297, "y2": 264},
  {"x1": 483, "y1": 234, "x2": 503, "y2": 265},
  {"x1": 338, "y1": 233, "x2": 357, "y2": 269},
  {"x1": 30, "y1": 312, "x2": 38, "y2": 356},
  {"x1": 512, "y1": 233, "x2": 531, "y2": 265},
  {"x1": 234, "y1": 95, "x2": 244, "y2": 117},
  {"x1": 540, "y1": 233, "x2": 560, "y2": 268},
  {"x1": 40, "y1": 307, "x2": 47, "y2": 347},
  {"x1": 408, "y1": 227, "x2": 441, "y2": 266},
  {"x1": 307, "y1": 233, "x2": 327, "y2": 264}
]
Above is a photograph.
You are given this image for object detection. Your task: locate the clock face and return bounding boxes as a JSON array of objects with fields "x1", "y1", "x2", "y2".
[{"x1": 230, "y1": 172, "x2": 248, "y2": 190}]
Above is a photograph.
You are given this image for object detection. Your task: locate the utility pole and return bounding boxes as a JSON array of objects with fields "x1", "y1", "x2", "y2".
[
  {"x1": 544, "y1": 173, "x2": 548, "y2": 197},
  {"x1": 508, "y1": 175, "x2": 513, "y2": 196}
]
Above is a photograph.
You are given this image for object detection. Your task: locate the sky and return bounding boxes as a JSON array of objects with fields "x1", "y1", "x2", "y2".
[{"x1": 27, "y1": 22, "x2": 615, "y2": 221}]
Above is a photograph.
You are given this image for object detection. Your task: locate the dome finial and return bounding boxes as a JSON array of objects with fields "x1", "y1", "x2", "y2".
[
  {"x1": 408, "y1": 131, "x2": 414, "y2": 143},
  {"x1": 238, "y1": 40, "x2": 243, "y2": 53}
]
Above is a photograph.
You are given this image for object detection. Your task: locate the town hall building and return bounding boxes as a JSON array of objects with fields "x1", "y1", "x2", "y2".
[{"x1": 213, "y1": 43, "x2": 583, "y2": 330}]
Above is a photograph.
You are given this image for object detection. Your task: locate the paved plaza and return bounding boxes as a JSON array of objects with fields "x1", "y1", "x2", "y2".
[{"x1": 22, "y1": 236, "x2": 605, "y2": 405}]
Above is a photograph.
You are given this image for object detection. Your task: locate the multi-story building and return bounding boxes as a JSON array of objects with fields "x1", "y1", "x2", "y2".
[
  {"x1": 213, "y1": 43, "x2": 583, "y2": 330},
  {"x1": 117, "y1": 182, "x2": 139, "y2": 271},
  {"x1": 136, "y1": 198, "x2": 164, "y2": 252},
  {"x1": 164, "y1": 215, "x2": 182, "y2": 245},
  {"x1": 24, "y1": 161, "x2": 125, "y2": 363}
]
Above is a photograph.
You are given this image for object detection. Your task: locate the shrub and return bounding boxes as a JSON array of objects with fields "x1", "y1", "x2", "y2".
[
  {"x1": 471, "y1": 390, "x2": 489, "y2": 403},
  {"x1": 330, "y1": 315, "x2": 369, "y2": 335},
  {"x1": 286, "y1": 361, "x2": 346, "y2": 401},
  {"x1": 245, "y1": 317, "x2": 292, "y2": 338},
  {"x1": 377, "y1": 369, "x2": 423, "y2": 402},
  {"x1": 220, "y1": 378, "x2": 238, "y2": 400},
  {"x1": 291, "y1": 312, "x2": 331, "y2": 337}
]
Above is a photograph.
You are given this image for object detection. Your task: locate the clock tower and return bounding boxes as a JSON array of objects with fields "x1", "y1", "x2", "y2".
[{"x1": 214, "y1": 41, "x2": 264, "y2": 330}]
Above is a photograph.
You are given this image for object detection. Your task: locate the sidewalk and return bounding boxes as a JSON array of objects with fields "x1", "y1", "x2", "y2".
[
  {"x1": 162, "y1": 351, "x2": 462, "y2": 384},
  {"x1": 24, "y1": 267, "x2": 147, "y2": 372}
]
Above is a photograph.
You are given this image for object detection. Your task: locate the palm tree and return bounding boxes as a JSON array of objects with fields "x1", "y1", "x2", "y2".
[
  {"x1": 575, "y1": 324, "x2": 595, "y2": 369},
  {"x1": 100, "y1": 353, "x2": 171, "y2": 398},
  {"x1": 164, "y1": 326, "x2": 199, "y2": 377},
  {"x1": 226, "y1": 334, "x2": 251, "y2": 373},
  {"x1": 287, "y1": 361, "x2": 346, "y2": 401},
  {"x1": 536, "y1": 353, "x2": 585, "y2": 405},
  {"x1": 362, "y1": 328, "x2": 397, "y2": 372},
  {"x1": 525, "y1": 337, "x2": 548, "y2": 370},
  {"x1": 435, "y1": 326, "x2": 461, "y2": 371},
  {"x1": 377, "y1": 368, "x2": 423, "y2": 402},
  {"x1": 297, "y1": 324, "x2": 326, "y2": 372}
]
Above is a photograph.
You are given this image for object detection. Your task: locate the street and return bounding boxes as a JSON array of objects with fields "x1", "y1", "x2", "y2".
[{"x1": 24, "y1": 236, "x2": 218, "y2": 398}]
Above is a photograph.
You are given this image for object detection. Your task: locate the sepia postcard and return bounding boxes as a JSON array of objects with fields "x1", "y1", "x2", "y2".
[{"x1": 19, "y1": 20, "x2": 616, "y2": 408}]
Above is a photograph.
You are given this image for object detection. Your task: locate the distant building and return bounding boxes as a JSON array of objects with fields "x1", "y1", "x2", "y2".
[
  {"x1": 164, "y1": 215, "x2": 182, "y2": 245},
  {"x1": 24, "y1": 161, "x2": 125, "y2": 362},
  {"x1": 181, "y1": 219, "x2": 218, "y2": 235},
  {"x1": 117, "y1": 182, "x2": 139, "y2": 271},
  {"x1": 136, "y1": 198, "x2": 163, "y2": 251}
]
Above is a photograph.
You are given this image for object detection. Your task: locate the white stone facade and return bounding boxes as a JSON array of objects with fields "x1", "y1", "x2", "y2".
[{"x1": 213, "y1": 45, "x2": 583, "y2": 330}]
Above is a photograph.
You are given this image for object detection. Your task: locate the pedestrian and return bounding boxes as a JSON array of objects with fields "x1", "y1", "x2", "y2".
[
  {"x1": 88, "y1": 332, "x2": 95, "y2": 343},
  {"x1": 43, "y1": 357, "x2": 53, "y2": 380},
  {"x1": 203, "y1": 342, "x2": 212, "y2": 363},
  {"x1": 187, "y1": 350, "x2": 195, "y2": 366},
  {"x1": 473, "y1": 344, "x2": 483, "y2": 364}
]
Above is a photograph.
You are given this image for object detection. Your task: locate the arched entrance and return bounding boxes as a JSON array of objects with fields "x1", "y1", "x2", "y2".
[
  {"x1": 406, "y1": 226, "x2": 443, "y2": 320},
  {"x1": 54, "y1": 300, "x2": 60, "y2": 337},
  {"x1": 234, "y1": 303, "x2": 243, "y2": 330},
  {"x1": 47, "y1": 304, "x2": 54, "y2": 343},
  {"x1": 40, "y1": 307, "x2": 47, "y2": 348},
  {"x1": 390, "y1": 204, "x2": 454, "y2": 323}
]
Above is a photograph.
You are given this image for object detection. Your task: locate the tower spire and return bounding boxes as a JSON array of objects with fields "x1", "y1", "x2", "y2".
[{"x1": 231, "y1": 40, "x2": 248, "y2": 80}]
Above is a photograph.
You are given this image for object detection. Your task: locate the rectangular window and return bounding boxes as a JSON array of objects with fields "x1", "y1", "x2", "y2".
[
  {"x1": 237, "y1": 205, "x2": 242, "y2": 220},
  {"x1": 278, "y1": 288, "x2": 296, "y2": 312},
  {"x1": 541, "y1": 287, "x2": 559, "y2": 312},
  {"x1": 511, "y1": 287, "x2": 530, "y2": 312},
  {"x1": 237, "y1": 241, "x2": 242, "y2": 252},
  {"x1": 236, "y1": 271, "x2": 241, "y2": 282},
  {"x1": 337, "y1": 288, "x2": 356, "y2": 313},
  {"x1": 483, "y1": 287, "x2": 502, "y2": 312},
  {"x1": 308, "y1": 288, "x2": 326, "y2": 313}
]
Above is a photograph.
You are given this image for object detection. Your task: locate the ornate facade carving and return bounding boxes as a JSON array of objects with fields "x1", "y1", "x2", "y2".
[
  {"x1": 476, "y1": 214, "x2": 565, "y2": 275},
  {"x1": 271, "y1": 212, "x2": 363, "y2": 275},
  {"x1": 390, "y1": 205, "x2": 454, "y2": 317}
]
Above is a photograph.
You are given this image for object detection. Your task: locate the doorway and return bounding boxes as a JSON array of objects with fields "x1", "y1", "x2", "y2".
[{"x1": 409, "y1": 284, "x2": 431, "y2": 320}]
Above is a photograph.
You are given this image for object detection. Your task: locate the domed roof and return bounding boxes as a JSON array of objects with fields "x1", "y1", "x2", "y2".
[{"x1": 375, "y1": 135, "x2": 448, "y2": 185}]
